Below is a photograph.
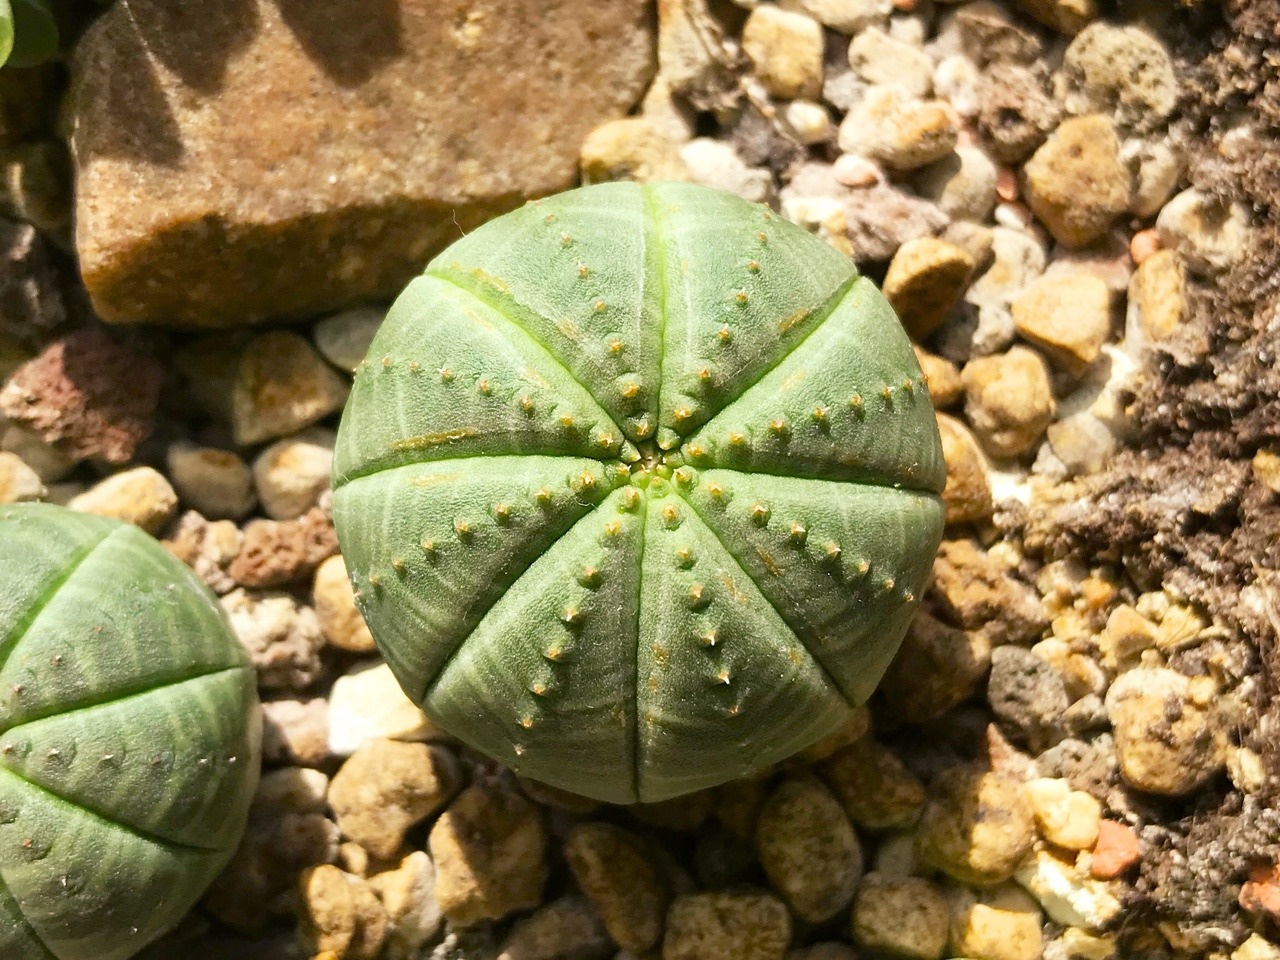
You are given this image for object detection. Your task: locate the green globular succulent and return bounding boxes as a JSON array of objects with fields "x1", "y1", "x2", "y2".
[
  {"x1": 332, "y1": 181, "x2": 945, "y2": 804},
  {"x1": 0, "y1": 504, "x2": 260, "y2": 960},
  {"x1": 0, "y1": 0, "x2": 58, "y2": 69}
]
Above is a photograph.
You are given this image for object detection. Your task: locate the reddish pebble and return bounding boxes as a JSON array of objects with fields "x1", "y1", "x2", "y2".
[
  {"x1": 892, "y1": 0, "x2": 917, "y2": 10},
  {"x1": 1090, "y1": 820, "x2": 1140, "y2": 880},
  {"x1": 996, "y1": 167, "x2": 1019, "y2": 203},
  {"x1": 1130, "y1": 228, "x2": 1162, "y2": 264},
  {"x1": 1240, "y1": 864, "x2": 1280, "y2": 921}
]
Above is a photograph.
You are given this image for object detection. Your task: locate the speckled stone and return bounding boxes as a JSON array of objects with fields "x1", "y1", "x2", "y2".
[{"x1": 71, "y1": 0, "x2": 656, "y2": 327}]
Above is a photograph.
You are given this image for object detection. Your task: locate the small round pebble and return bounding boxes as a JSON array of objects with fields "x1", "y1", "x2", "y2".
[
  {"x1": 742, "y1": 6, "x2": 825, "y2": 101},
  {"x1": 327, "y1": 660, "x2": 437, "y2": 756},
  {"x1": 297, "y1": 864, "x2": 389, "y2": 960},
  {"x1": 367, "y1": 851, "x2": 442, "y2": 959},
  {"x1": 838, "y1": 85, "x2": 959, "y2": 171},
  {"x1": 313, "y1": 553, "x2": 376, "y2": 653},
  {"x1": 1022, "y1": 115, "x2": 1130, "y2": 248},
  {"x1": 1011, "y1": 273, "x2": 1112, "y2": 376},
  {"x1": 314, "y1": 306, "x2": 385, "y2": 373},
  {"x1": 755, "y1": 775, "x2": 862, "y2": 923},
  {"x1": 253, "y1": 426, "x2": 335, "y2": 520},
  {"x1": 883, "y1": 236, "x2": 977, "y2": 341},
  {"x1": 1024, "y1": 778, "x2": 1101, "y2": 851},
  {"x1": 820, "y1": 738, "x2": 925, "y2": 831},
  {"x1": 67, "y1": 465, "x2": 178, "y2": 534},
  {"x1": 167, "y1": 443, "x2": 256, "y2": 520},
  {"x1": 947, "y1": 883, "x2": 1044, "y2": 960},
  {"x1": 497, "y1": 895, "x2": 612, "y2": 960},
  {"x1": 0, "y1": 449, "x2": 44, "y2": 503},
  {"x1": 962, "y1": 346, "x2": 1056, "y2": 459},
  {"x1": 663, "y1": 890, "x2": 791, "y2": 960},
  {"x1": 916, "y1": 764, "x2": 1035, "y2": 885},
  {"x1": 851, "y1": 873, "x2": 948, "y2": 959},
  {"x1": 936, "y1": 413, "x2": 993, "y2": 525},
  {"x1": 329, "y1": 739, "x2": 460, "y2": 859},
  {"x1": 429, "y1": 780, "x2": 550, "y2": 926},
  {"x1": 564, "y1": 822, "x2": 670, "y2": 953}
]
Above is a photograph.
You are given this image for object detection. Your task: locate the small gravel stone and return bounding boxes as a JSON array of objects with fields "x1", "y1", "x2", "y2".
[
  {"x1": 1253, "y1": 450, "x2": 1280, "y2": 495},
  {"x1": 941, "y1": 220, "x2": 996, "y2": 274},
  {"x1": 663, "y1": 890, "x2": 791, "y2": 960},
  {"x1": 1045, "y1": 413, "x2": 1116, "y2": 477},
  {"x1": 679, "y1": 138, "x2": 775, "y2": 205},
  {"x1": 883, "y1": 236, "x2": 976, "y2": 340},
  {"x1": 230, "y1": 507, "x2": 338, "y2": 588},
  {"x1": 252, "y1": 427, "x2": 335, "y2": 521},
  {"x1": 330, "y1": 739, "x2": 460, "y2": 859},
  {"x1": 821, "y1": 738, "x2": 925, "y2": 831},
  {"x1": 742, "y1": 6, "x2": 825, "y2": 101},
  {"x1": 1012, "y1": 274, "x2": 1112, "y2": 376},
  {"x1": 261, "y1": 697, "x2": 330, "y2": 768},
  {"x1": 842, "y1": 182, "x2": 950, "y2": 263},
  {"x1": 932, "y1": 538, "x2": 1048, "y2": 643},
  {"x1": 314, "y1": 306, "x2": 384, "y2": 373},
  {"x1": 851, "y1": 873, "x2": 948, "y2": 960},
  {"x1": 963, "y1": 346, "x2": 1056, "y2": 459},
  {"x1": 988, "y1": 645, "x2": 1070, "y2": 750},
  {"x1": 1156, "y1": 188, "x2": 1252, "y2": 276},
  {"x1": 257, "y1": 767, "x2": 331, "y2": 814},
  {"x1": 1056, "y1": 22, "x2": 1177, "y2": 131},
  {"x1": 1023, "y1": 115, "x2": 1131, "y2": 248},
  {"x1": 498, "y1": 895, "x2": 611, "y2": 960},
  {"x1": 0, "y1": 450, "x2": 43, "y2": 502},
  {"x1": 222, "y1": 588, "x2": 325, "y2": 691},
  {"x1": 933, "y1": 55, "x2": 983, "y2": 120},
  {"x1": 296, "y1": 864, "x2": 389, "y2": 960},
  {"x1": 787, "y1": 944, "x2": 860, "y2": 960},
  {"x1": 164, "y1": 512, "x2": 243, "y2": 594},
  {"x1": 954, "y1": 226, "x2": 1046, "y2": 362},
  {"x1": 755, "y1": 775, "x2": 861, "y2": 922},
  {"x1": 1044, "y1": 229, "x2": 1133, "y2": 294},
  {"x1": 68, "y1": 466, "x2": 178, "y2": 534},
  {"x1": 948, "y1": 883, "x2": 1045, "y2": 960},
  {"x1": 917, "y1": 349, "x2": 963, "y2": 409},
  {"x1": 328, "y1": 661, "x2": 437, "y2": 757},
  {"x1": 313, "y1": 554, "x2": 376, "y2": 653},
  {"x1": 581, "y1": 118, "x2": 691, "y2": 184},
  {"x1": 367, "y1": 851, "x2": 442, "y2": 960},
  {"x1": 1128, "y1": 249, "x2": 1189, "y2": 346},
  {"x1": 1235, "y1": 934, "x2": 1280, "y2": 960},
  {"x1": 913, "y1": 146, "x2": 999, "y2": 222},
  {"x1": 1013, "y1": 0, "x2": 1095, "y2": 34},
  {"x1": 1104, "y1": 667, "x2": 1224, "y2": 796},
  {"x1": 937, "y1": 413, "x2": 993, "y2": 525},
  {"x1": 189, "y1": 331, "x2": 350, "y2": 447},
  {"x1": 977, "y1": 63, "x2": 1060, "y2": 163},
  {"x1": 167, "y1": 444, "x2": 256, "y2": 520},
  {"x1": 779, "y1": 0, "x2": 891, "y2": 34},
  {"x1": 564, "y1": 822, "x2": 670, "y2": 953},
  {"x1": 784, "y1": 100, "x2": 834, "y2": 145},
  {"x1": 429, "y1": 780, "x2": 549, "y2": 926},
  {"x1": 1125, "y1": 138, "x2": 1184, "y2": 218},
  {"x1": 838, "y1": 86, "x2": 959, "y2": 171},
  {"x1": 916, "y1": 765, "x2": 1036, "y2": 885},
  {"x1": 880, "y1": 610, "x2": 991, "y2": 722},
  {"x1": 0, "y1": 330, "x2": 162, "y2": 464},
  {"x1": 1024, "y1": 778, "x2": 1101, "y2": 851},
  {"x1": 848, "y1": 27, "x2": 934, "y2": 98},
  {"x1": 1016, "y1": 848, "x2": 1122, "y2": 932},
  {"x1": 938, "y1": 1, "x2": 1042, "y2": 66}
]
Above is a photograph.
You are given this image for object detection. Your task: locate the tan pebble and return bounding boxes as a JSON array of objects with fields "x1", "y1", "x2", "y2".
[
  {"x1": 663, "y1": 890, "x2": 791, "y2": 960},
  {"x1": 936, "y1": 413, "x2": 992, "y2": 526},
  {"x1": 916, "y1": 765, "x2": 1035, "y2": 885},
  {"x1": 1011, "y1": 273, "x2": 1112, "y2": 377},
  {"x1": 883, "y1": 237, "x2": 976, "y2": 341},
  {"x1": 327, "y1": 661, "x2": 438, "y2": 756},
  {"x1": 329, "y1": 739, "x2": 460, "y2": 859},
  {"x1": 231, "y1": 331, "x2": 350, "y2": 446},
  {"x1": 1024, "y1": 777, "x2": 1101, "y2": 850},
  {"x1": 367, "y1": 851, "x2": 442, "y2": 958},
  {"x1": 67, "y1": 466, "x2": 177, "y2": 534},
  {"x1": 851, "y1": 873, "x2": 948, "y2": 959},
  {"x1": 837, "y1": 85, "x2": 959, "y2": 171},
  {"x1": 253, "y1": 427, "x2": 335, "y2": 520},
  {"x1": 429, "y1": 780, "x2": 549, "y2": 926},
  {"x1": 1023, "y1": 115, "x2": 1130, "y2": 247},
  {"x1": 297, "y1": 865, "x2": 389, "y2": 960},
  {"x1": 1128, "y1": 249, "x2": 1197, "y2": 349},
  {"x1": 1129, "y1": 228, "x2": 1161, "y2": 264},
  {"x1": 947, "y1": 883, "x2": 1044, "y2": 960},
  {"x1": 166, "y1": 443, "x2": 255, "y2": 519},
  {"x1": 313, "y1": 554, "x2": 375, "y2": 653},
  {"x1": 962, "y1": 346, "x2": 1055, "y2": 460},
  {"x1": 1252, "y1": 449, "x2": 1280, "y2": 494},
  {"x1": 742, "y1": 6, "x2": 825, "y2": 101},
  {"x1": 498, "y1": 894, "x2": 612, "y2": 960},
  {"x1": 879, "y1": 611, "x2": 991, "y2": 722},
  {"x1": 564, "y1": 822, "x2": 670, "y2": 952},
  {"x1": 0, "y1": 450, "x2": 45, "y2": 503},
  {"x1": 755, "y1": 775, "x2": 862, "y2": 922},
  {"x1": 821, "y1": 738, "x2": 924, "y2": 831}
]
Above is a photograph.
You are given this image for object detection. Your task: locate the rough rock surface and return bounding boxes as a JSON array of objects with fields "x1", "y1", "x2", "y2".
[{"x1": 70, "y1": 0, "x2": 656, "y2": 327}]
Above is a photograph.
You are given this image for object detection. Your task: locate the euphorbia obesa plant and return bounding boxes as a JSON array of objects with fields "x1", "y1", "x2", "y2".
[
  {"x1": 0, "y1": 504, "x2": 260, "y2": 960},
  {"x1": 332, "y1": 181, "x2": 945, "y2": 803},
  {"x1": 0, "y1": 0, "x2": 57, "y2": 68}
]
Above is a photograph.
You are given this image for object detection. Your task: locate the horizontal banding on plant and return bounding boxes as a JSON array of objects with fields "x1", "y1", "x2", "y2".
[
  {"x1": 332, "y1": 181, "x2": 945, "y2": 804},
  {"x1": 0, "y1": 503, "x2": 260, "y2": 960}
]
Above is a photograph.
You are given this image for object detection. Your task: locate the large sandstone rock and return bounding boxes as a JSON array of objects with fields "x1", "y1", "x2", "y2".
[{"x1": 71, "y1": 0, "x2": 656, "y2": 327}]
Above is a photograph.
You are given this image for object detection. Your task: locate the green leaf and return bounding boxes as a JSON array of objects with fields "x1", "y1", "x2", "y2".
[
  {"x1": 0, "y1": 0, "x2": 15, "y2": 69},
  {"x1": 5, "y1": 0, "x2": 57, "y2": 68}
]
